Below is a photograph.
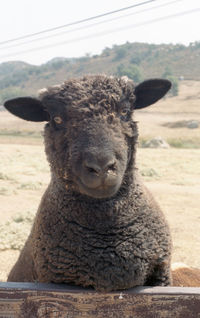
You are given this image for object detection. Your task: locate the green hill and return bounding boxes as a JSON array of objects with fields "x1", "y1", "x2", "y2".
[{"x1": 0, "y1": 41, "x2": 200, "y2": 103}]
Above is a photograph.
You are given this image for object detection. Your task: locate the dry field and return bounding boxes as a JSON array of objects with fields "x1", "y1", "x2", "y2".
[{"x1": 0, "y1": 80, "x2": 200, "y2": 282}]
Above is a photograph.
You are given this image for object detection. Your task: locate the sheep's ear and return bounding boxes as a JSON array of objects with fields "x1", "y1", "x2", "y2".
[
  {"x1": 4, "y1": 97, "x2": 49, "y2": 122},
  {"x1": 134, "y1": 79, "x2": 171, "y2": 109}
]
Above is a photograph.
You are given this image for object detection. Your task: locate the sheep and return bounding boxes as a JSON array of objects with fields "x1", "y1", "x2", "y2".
[
  {"x1": 172, "y1": 263, "x2": 200, "y2": 287},
  {"x1": 4, "y1": 75, "x2": 172, "y2": 292}
]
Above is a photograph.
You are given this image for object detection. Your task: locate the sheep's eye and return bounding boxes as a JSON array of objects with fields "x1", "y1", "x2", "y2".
[
  {"x1": 54, "y1": 116, "x2": 62, "y2": 124},
  {"x1": 120, "y1": 109, "x2": 128, "y2": 116},
  {"x1": 120, "y1": 108, "x2": 130, "y2": 120}
]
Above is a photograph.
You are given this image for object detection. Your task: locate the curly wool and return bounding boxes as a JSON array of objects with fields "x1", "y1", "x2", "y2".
[
  {"x1": 39, "y1": 75, "x2": 135, "y2": 106},
  {"x1": 7, "y1": 75, "x2": 172, "y2": 291}
]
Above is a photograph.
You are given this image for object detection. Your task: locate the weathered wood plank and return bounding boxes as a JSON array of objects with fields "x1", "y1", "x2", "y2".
[{"x1": 0, "y1": 283, "x2": 200, "y2": 318}]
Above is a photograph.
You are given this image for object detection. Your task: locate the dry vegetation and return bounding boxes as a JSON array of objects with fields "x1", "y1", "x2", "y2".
[{"x1": 0, "y1": 80, "x2": 199, "y2": 282}]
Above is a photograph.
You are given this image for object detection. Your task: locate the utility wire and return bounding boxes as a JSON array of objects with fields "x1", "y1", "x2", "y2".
[
  {"x1": 0, "y1": 7, "x2": 199, "y2": 60},
  {"x1": 0, "y1": 0, "x2": 157, "y2": 46},
  {"x1": 1, "y1": 0, "x2": 183, "y2": 51}
]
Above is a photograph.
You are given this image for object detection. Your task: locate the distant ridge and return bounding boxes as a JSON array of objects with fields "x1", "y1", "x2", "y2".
[{"x1": 0, "y1": 41, "x2": 200, "y2": 102}]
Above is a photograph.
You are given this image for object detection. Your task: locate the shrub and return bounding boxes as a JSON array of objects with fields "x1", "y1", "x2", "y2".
[{"x1": 116, "y1": 64, "x2": 142, "y2": 83}]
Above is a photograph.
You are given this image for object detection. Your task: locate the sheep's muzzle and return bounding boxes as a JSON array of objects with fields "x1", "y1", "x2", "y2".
[{"x1": 75, "y1": 151, "x2": 123, "y2": 199}]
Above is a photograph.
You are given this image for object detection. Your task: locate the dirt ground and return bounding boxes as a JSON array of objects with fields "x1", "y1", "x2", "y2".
[{"x1": 0, "y1": 80, "x2": 200, "y2": 281}]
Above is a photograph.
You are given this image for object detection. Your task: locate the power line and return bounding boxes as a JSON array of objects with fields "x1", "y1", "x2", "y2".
[
  {"x1": 0, "y1": 0, "x2": 157, "y2": 46},
  {"x1": 1, "y1": 7, "x2": 199, "y2": 61},
  {"x1": 1, "y1": 0, "x2": 183, "y2": 51}
]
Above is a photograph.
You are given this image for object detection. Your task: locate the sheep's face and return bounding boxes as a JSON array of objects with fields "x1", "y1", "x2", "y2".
[
  {"x1": 43, "y1": 76, "x2": 137, "y2": 199},
  {"x1": 4, "y1": 75, "x2": 171, "y2": 199}
]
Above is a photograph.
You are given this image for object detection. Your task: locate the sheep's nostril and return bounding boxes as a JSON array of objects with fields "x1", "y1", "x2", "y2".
[
  {"x1": 107, "y1": 162, "x2": 117, "y2": 172},
  {"x1": 85, "y1": 163, "x2": 101, "y2": 175},
  {"x1": 87, "y1": 166, "x2": 98, "y2": 174}
]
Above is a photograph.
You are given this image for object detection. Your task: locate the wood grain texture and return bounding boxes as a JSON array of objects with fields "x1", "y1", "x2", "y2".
[{"x1": 0, "y1": 283, "x2": 200, "y2": 318}]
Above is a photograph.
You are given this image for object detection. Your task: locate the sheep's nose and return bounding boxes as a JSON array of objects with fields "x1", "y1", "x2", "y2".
[
  {"x1": 84, "y1": 158, "x2": 116, "y2": 176},
  {"x1": 81, "y1": 156, "x2": 117, "y2": 189}
]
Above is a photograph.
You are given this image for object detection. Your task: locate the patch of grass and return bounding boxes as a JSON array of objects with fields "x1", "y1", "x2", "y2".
[
  {"x1": 12, "y1": 216, "x2": 25, "y2": 223},
  {"x1": 140, "y1": 168, "x2": 160, "y2": 178},
  {"x1": 0, "y1": 172, "x2": 15, "y2": 182},
  {"x1": 18, "y1": 182, "x2": 43, "y2": 190},
  {"x1": 167, "y1": 138, "x2": 200, "y2": 149},
  {"x1": 0, "y1": 130, "x2": 42, "y2": 139},
  {"x1": 138, "y1": 138, "x2": 149, "y2": 148},
  {"x1": 0, "y1": 173, "x2": 10, "y2": 180},
  {"x1": 0, "y1": 187, "x2": 8, "y2": 195},
  {"x1": 171, "y1": 181, "x2": 185, "y2": 186},
  {"x1": 0, "y1": 211, "x2": 35, "y2": 250},
  {"x1": 139, "y1": 137, "x2": 200, "y2": 149},
  {"x1": 12, "y1": 212, "x2": 34, "y2": 224}
]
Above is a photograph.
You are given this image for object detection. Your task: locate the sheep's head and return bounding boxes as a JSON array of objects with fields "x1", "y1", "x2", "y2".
[{"x1": 4, "y1": 75, "x2": 171, "y2": 199}]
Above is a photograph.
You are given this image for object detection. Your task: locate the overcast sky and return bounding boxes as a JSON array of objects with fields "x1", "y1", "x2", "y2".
[{"x1": 0, "y1": 0, "x2": 200, "y2": 65}]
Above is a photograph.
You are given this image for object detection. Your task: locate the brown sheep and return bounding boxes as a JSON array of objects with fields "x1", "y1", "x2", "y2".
[
  {"x1": 172, "y1": 263, "x2": 200, "y2": 287},
  {"x1": 4, "y1": 75, "x2": 172, "y2": 292}
]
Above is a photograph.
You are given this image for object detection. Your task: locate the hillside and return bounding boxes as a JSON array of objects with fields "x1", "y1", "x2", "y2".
[{"x1": 0, "y1": 41, "x2": 200, "y2": 102}]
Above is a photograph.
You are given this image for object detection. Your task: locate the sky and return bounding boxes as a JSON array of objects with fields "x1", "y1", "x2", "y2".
[{"x1": 0, "y1": 0, "x2": 200, "y2": 65}]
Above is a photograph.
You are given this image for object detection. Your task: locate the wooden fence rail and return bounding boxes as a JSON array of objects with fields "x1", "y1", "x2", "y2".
[{"x1": 0, "y1": 283, "x2": 200, "y2": 318}]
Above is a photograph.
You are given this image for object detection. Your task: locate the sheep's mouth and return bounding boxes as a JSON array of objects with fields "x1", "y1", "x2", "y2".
[{"x1": 76, "y1": 178, "x2": 121, "y2": 199}]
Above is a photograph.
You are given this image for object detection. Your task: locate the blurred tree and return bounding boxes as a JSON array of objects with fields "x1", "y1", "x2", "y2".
[
  {"x1": 116, "y1": 64, "x2": 142, "y2": 83},
  {"x1": 0, "y1": 87, "x2": 25, "y2": 104},
  {"x1": 162, "y1": 67, "x2": 179, "y2": 96},
  {"x1": 167, "y1": 75, "x2": 179, "y2": 96},
  {"x1": 113, "y1": 47, "x2": 127, "y2": 61}
]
